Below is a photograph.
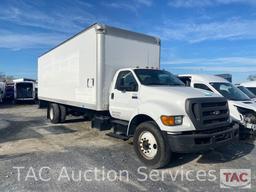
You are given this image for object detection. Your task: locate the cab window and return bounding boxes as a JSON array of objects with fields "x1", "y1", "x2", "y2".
[
  {"x1": 115, "y1": 71, "x2": 138, "y2": 92},
  {"x1": 179, "y1": 76, "x2": 191, "y2": 87},
  {"x1": 194, "y1": 83, "x2": 213, "y2": 92}
]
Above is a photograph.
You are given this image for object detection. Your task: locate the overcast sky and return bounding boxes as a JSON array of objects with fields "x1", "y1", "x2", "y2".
[{"x1": 1, "y1": 0, "x2": 256, "y2": 83}]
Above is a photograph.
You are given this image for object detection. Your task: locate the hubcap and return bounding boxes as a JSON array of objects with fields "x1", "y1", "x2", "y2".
[
  {"x1": 49, "y1": 107, "x2": 54, "y2": 120},
  {"x1": 138, "y1": 131, "x2": 158, "y2": 160}
]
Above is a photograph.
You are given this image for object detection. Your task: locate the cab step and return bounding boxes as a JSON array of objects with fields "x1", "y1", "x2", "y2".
[
  {"x1": 106, "y1": 119, "x2": 129, "y2": 140},
  {"x1": 106, "y1": 132, "x2": 130, "y2": 141}
]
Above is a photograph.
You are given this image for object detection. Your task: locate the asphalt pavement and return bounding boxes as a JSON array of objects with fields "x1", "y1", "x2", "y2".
[{"x1": 0, "y1": 104, "x2": 255, "y2": 192}]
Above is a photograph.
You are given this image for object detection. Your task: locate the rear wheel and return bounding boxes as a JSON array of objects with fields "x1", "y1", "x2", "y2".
[
  {"x1": 59, "y1": 105, "x2": 66, "y2": 123},
  {"x1": 49, "y1": 103, "x2": 60, "y2": 124},
  {"x1": 133, "y1": 121, "x2": 171, "y2": 169}
]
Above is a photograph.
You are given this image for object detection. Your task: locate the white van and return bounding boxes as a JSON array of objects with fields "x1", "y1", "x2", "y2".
[
  {"x1": 178, "y1": 74, "x2": 256, "y2": 137},
  {"x1": 236, "y1": 85, "x2": 256, "y2": 102},
  {"x1": 240, "y1": 81, "x2": 256, "y2": 95}
]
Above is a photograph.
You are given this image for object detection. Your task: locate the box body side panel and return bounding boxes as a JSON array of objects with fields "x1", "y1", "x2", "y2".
[{"x1": 38, "y1": 28, "x2": 97, "y2": 109}]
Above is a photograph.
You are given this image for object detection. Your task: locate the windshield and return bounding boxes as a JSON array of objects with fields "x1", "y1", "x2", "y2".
[
  {"x1": 134, "y1": 69, "x2": 185, "y2": 86},
  {"x1": 247, "y1": 87, "x2": 256, "y2": 95},
  {"x1": 210, "y1": 82, "x2": 250, "y2": 101},
  {"x1": 237, "y1": 86, "x2": 256, "y2": 99}
]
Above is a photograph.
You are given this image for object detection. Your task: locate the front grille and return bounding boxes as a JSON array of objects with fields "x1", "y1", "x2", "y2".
[
  {"x1": 201, "y1": 101, "x2": 226, "y2": 108},
  {"x1": 186, "y1": 97, "x2": 230, "y2": 130},
  {"x1": 178, "y1": 125, "x2": 232, "y2": 135},
  {"x1": 201, "y1": 101, "x2": 229, "y2": 126}
]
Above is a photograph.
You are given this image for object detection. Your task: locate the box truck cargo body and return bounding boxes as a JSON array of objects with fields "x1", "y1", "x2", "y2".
[
  {"x1": 38, "y1": 23, "x2": 238, "y2": 168},
  {"x1": 38, "y1": 24, "x2": 160, "y2": 111}
]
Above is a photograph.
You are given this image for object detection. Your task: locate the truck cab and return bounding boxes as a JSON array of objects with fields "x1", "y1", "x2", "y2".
[
  {"x1": 13, "y1": 80, "x2": 36, "y2": 103},
  {"x1": 108, "y1": 69, "x2": 238, "y2": 167},
  {"x1": 178, "y1": 74, "x2": 256, "y2": 137}
]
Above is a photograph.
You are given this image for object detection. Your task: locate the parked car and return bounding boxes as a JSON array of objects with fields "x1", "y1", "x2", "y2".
[
  {"x1": 236, "y1": 85, "x2": 256, "y2": 102},
  {"x1": 178, "y1": 74, "x2": 256, "y2": 137},
  {"x1": 240, "y1": 81, "x2": 256, "y2": 95},
  {"x1": 38, "y1": 23, "x2": 238, "y2": 168}
]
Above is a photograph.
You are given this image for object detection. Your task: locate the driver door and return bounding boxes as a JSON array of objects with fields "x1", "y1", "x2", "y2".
[{"x1": 109, "y1": 70, "x2": 139, "y2": 121}]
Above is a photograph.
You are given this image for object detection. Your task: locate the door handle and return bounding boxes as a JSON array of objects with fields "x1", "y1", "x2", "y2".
[
  {"x1": 111, "y1": 93, "x2": 114, "y2": 99},
  {"x1": 132, "y1": 96, "x2": 138, "y2": 99}
]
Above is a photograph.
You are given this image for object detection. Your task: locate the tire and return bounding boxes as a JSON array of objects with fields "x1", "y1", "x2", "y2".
[
  {"x1": 49, "y1": 103, "x2": 60, "y2": 124},
  {"x1": 59, "y1": 105, "x2": 67, "y2": 123},
  {"x1": 133, "y1": 121, "x2": 171, "y2": 169},
  {"x1": 239, "y1": 124, "x2": 250, "y2": 140}
]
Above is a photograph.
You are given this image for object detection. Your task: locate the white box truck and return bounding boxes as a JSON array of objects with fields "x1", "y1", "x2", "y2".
[{"x1": 38, "y1": 23, "x2": 238, "y2": 168}]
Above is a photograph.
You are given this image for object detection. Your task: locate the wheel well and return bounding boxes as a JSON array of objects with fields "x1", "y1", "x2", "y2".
[{"x1": 128, "y1": 114, "x2": 155, "y2": 136}]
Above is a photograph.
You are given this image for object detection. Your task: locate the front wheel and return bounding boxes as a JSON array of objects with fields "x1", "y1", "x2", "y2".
[
  {"x1": 133, "y1": 121, "x2": 171, "y2": 169},
  {"x1": 59, "y1": 104, "x2": 66, "y2": 123},
  {"x1": 48, "y1": 103, "x2": 60, "y2": 124}
]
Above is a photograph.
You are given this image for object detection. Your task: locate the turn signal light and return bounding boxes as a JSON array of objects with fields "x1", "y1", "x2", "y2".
[{"x1": 161, "y1": 115, "x2": 183, "y2": 126}]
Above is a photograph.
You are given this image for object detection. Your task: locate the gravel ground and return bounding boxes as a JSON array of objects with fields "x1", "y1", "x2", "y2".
[{"x1": 0, "y1": 104, "x2": 255, "y2": 192}]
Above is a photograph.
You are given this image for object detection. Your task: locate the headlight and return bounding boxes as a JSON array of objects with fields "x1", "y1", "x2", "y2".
[
  {"x1": 237, "y1": 106, "x2": 256, "y2": 124},
  {"x1": 161, "y1": 115, "x2": 183, "y2": 126},
  {"x1": 244, "y1": 114, "x2": 256, "y2": 124}
]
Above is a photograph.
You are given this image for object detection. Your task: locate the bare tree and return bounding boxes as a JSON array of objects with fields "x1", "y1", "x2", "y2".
[
  {"x1": 0, "y1": 72, "x2": 15, "y2": 82},
  {"x1": 0, "y1": 72, "x2": 5, "y2": 82}
]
